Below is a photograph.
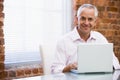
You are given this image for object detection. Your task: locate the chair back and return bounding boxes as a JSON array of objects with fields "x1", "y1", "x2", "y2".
[{"x1": 40, "y1": 43, "x2": 56, "y2": 75}]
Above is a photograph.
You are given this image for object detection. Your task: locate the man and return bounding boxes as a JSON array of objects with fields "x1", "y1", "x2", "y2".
[{"x1": 51, "y1": 4, "x2": 120, "y2": 73}]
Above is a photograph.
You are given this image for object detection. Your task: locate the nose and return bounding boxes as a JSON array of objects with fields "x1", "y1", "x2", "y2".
[{"x1": 84, "y1": 19, "x2": 89, "y2": 25}]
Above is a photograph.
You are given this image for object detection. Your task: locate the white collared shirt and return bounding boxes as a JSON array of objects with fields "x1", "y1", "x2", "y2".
[{"x1": 51, "y1": 27, "x2": 120, "y2": 73}]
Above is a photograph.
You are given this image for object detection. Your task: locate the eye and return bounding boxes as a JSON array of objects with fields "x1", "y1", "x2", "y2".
[
  {"x1": 80, "y1": 17, "x2": 86, "y2": 21},
  {"x1": 88, "y1": 18, "x2": 94, "y2": 22}
]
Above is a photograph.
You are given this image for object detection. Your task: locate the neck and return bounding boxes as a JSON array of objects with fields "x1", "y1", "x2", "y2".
[{"x1": 80, "y1": 34, "x2": 90, "y2": 41}]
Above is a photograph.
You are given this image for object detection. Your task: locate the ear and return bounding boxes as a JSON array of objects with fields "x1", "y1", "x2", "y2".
[
  {"x1": 94, "y1": 18, "x2": 98, "y2": 25},
  {"x1": 93, "y1": 18, "x2": 99, "y2": 29},
  {"x1": 95, "y1": 18, "x2": 98, "y2": 23},
  {"x1": 74, "y1": 16, "x2": 78, "y2": 26}
]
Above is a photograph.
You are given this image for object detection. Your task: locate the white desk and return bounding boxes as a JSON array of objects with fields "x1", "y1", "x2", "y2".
[{"x1": 13, "y1": 70, "x2": 120, "y2": 80}]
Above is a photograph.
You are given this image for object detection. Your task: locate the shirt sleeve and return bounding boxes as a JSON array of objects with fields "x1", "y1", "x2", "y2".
[
  {"x1": 113, "y1": 53, "x2": 120, "y2": 69},
  {"x1": 51, "y1": 40, "x2": 67, "y2": 74}
]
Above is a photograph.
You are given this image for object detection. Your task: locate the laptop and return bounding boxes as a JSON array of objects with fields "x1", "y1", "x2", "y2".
[{"x1": 71, "y1": 43, "x2": 113, "y2": 73}]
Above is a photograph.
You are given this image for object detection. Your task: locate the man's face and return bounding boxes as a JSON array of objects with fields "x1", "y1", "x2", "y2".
[{"x1": 77, "y1": 8, "x2": 97, "y2": 35}]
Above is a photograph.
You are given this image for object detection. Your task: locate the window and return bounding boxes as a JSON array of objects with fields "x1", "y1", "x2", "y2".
[{"x1": 4, "y1": 0, "x2": 72, "y2": 64}]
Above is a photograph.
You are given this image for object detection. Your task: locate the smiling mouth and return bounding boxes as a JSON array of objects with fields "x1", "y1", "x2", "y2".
[{"x1": 82, "y1": 25, "x2": 89, "y2": 30}]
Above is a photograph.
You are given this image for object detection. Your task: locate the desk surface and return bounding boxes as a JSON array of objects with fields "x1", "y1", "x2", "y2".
[{"x1": 14, "y1": 70, "x2": 120, "y2": 80}]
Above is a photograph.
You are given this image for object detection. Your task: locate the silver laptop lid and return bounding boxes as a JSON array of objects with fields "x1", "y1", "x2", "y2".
[{"x1": 77, "y1": 43, "x2": 113, "y2": 73}]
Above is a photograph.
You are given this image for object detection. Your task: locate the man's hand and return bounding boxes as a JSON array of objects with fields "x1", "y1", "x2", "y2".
[{"x1": 62, "y1": 62, "x2": 77, "y2": 73}]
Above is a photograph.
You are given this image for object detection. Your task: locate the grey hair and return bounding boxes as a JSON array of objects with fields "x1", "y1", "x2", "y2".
[{"x1": 77, "y1": 4, "x2": 98, "y2": 17}]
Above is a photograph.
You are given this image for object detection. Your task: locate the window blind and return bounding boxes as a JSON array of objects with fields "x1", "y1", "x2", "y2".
[{"x1": 4, "y1": 0, "x2": 72, "y2": 64}]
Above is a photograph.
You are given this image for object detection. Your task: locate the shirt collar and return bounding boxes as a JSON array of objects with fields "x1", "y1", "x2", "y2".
[
  {"x1": 88, "y1": 31, "x2": 96, "y2": 41},
  {"x1": 70, "y1": 27, "x2": 80, "y2": 41},
  {"x1": 71, "y1": 27, "x2": 96, "y2": 41}
]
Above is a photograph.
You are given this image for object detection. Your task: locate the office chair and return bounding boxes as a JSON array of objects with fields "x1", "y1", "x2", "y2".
[{"x1": 40, "y1": 43, "x2": 56, "y2": 75}]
